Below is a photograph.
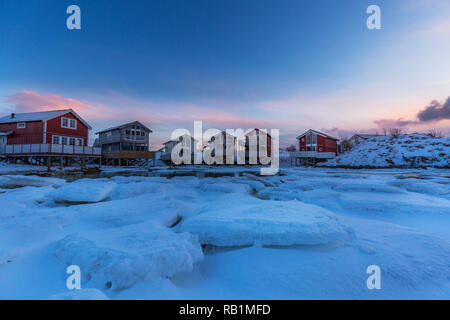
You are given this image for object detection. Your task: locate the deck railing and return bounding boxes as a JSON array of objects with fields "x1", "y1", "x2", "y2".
[
  {"x1": 3, "y1": 144, "x2": 101, "y2": 156},
  {"x1": 290, "y1": 151, "x2": 336, "y2": 159}
]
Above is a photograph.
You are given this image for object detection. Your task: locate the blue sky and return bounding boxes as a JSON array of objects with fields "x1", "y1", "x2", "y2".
[{"x1": 1, "y1": 0, "x2": 449, "y2": 147}]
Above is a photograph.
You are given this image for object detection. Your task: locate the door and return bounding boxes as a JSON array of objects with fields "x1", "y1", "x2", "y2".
[{"x1": 0, "y1": 136, "x2": 7, "y2": 154}]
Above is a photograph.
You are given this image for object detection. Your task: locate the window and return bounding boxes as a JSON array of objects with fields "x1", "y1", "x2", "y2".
[
  {"x1": 76, "y1": 138, "x2": 83, "y2": 146},
  {"x1": 131, "y1": 130, "x2": 135, "y2": 135},
  {"x1": 106, "y1": 132, "x2": 112, "y2": 137},
  {"x1": 17, "y1": 122, "x2": 26, "y2": 129},
  {"x1": 52, "y1": 135, "x2": 60, "y2": 144},
  {"x1": 125, "y1": 130, "x2": 130, "y2": 135},
  {"x1": 61, "y1": 137, "x2": 68, "y2": 145},
  {"x1": 306, "y1": 133, "x2": 317, "y2": 145},
  {"x1": 61, "y1": 117, "x2": 77, "y2": 129},
  {"x1": 141, "y1": 132, "x2": 145, "y2": 136},
  {"x1": 69, "y1": 138, "x2": 75, "y2": 145}
]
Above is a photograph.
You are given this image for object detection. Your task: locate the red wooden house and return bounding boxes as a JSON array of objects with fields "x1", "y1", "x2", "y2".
[
  {"x1": 296, "y1": 129, "x2": 338, "y2": 154},
  {"x1": 291, "y1": 129, "x2": 338, "y2": 166},
  {"x1": 0, "y1": 109, "x2": 100, "y2": 157}
]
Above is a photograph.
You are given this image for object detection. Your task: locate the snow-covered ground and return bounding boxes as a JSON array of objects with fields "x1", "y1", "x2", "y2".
[
  {"x1": 0, "y1": 166, "x2": 448, "y2": 299},
  {"x1": 322, "y1": 134, "x2": 449, "y2": 168}
]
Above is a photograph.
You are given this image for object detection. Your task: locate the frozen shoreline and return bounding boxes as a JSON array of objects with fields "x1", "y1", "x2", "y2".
[{"x1": 0, "y1": 163, "x2": 448, "y2": 299}]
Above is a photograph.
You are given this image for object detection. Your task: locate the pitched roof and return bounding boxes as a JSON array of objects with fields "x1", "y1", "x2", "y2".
[
  {"x1": 95, "y1": 121, "x2": 152, "y2": 134},
  {"x1": 296, "y1": 129, "x2": 339, "y2": 141},
  {"x1": 0, "y1": 109, "x2": 92, "y2": 129}
]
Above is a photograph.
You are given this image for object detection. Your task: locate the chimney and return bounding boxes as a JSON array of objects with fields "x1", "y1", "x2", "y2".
[{"x1": 11, "y1": 113, "x2": 15, "y2": 119}]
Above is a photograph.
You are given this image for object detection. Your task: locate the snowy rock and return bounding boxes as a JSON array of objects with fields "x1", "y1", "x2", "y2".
[
  {"x1": 48, "y1": 179, "x2": 117, "y2": 203},
  {"x1": 54, "y1": 227, "x2": 203, "y2": 291},
  {"x1": 0, "y1": 175, "x2": 64, "y2": 188},
  {"x1": 180, "y1": 200, "x2": 353, "y2": 247}
]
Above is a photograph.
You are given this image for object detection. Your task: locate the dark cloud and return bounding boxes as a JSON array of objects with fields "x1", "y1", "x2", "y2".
[
  {"x1": 374, "y1": 96, "x2": 450, "y2": 128},
  {"x1": 417, "y1": 97, "x2": 450, "y2": 122}
]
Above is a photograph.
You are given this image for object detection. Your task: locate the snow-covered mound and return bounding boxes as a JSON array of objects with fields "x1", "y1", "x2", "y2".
[
  {"x1": 180, "y1": 200, "x2": 353, "y2": 247},
  {"x1": 0, "y1": 175, "x2": 64, "y2": 188},
  {"x1": 323, "y1": 134, "x2": 449, "y2": 168},
  {"x1": 55, "y1": 226, "x2": 203, "y2": 291},
  {"x1": 48, "y1": 179, "x2": 117, "y2": 203}
]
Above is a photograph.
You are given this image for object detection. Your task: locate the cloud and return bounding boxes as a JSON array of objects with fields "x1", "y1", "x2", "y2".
[
  {"x1": 2, "y1": 89, "x2": 276, "y2": 131},
  {"x1": 374, "y1": 96, "x2": 450, "y2": 128},
  {"x1": 320, "y1": 127, "x2": 359, "y2": 140},
  {"x1": 373, "y1": 118, "x2": 417, "y2": 128},
  {"x1": 3, "y1": 89, "x2": 119, "y2": 121},
  {"x1": 417, "y1": 97, "x2": 450, "y2": 122}
]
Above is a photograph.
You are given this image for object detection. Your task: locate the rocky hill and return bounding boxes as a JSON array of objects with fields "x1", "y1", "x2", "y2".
[{"x1": 321, "y1": 134, "x2": 449, "y2": 168}]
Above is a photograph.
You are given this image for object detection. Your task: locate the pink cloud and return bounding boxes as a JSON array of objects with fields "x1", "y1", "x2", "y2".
[
  {"x1": 3, "y1": 89, "x2": 120, "y2": 121},
  {"x1": 2, "y1": 89, "x2": 275, "y2": 131}
]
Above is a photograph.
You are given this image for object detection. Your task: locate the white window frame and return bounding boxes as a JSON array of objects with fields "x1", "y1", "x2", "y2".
[
  {"x1": 17, "y1": 122, "x2": 26, "y2": 129},
  {"x1": 69, "y1": 137, "x2": 76, "y2": 145},
  {"x1": 61, "y1": 117, "x2": 77, "y2": 129},
  {"x1": 61, "y1": 136, "x2": 68, "y2": 145},
  {"x1": 52, "y1": 135, "x2": 60, "y2": 144},
  {"x1": 52, "y1": 135, "x2": 83, "y2": 146}
]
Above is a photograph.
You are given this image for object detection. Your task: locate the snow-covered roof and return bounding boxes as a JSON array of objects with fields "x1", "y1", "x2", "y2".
[
  {"x1": 0, "y1": 131, "x2": 12, "y2": 136},
  {"x1": 296, "y1": 129, "x2": 339, "y2": 141},
  {"x1": 0, "y1": 109, "x2": 92, "y2": 129},
  {"x1": 96, "y1": 121, "x2": 152, "y2": 134}
]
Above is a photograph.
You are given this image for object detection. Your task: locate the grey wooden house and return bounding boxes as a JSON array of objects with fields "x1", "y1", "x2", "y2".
[{"x1": 95, "y1": 121, "x2": 153, "y2": 166}]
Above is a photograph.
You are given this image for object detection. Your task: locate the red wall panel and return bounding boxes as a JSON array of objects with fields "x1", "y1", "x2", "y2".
[
  {"x1": 45, "y1": 113, "x2": 89, "y2": 145},
  {"x1": 0, "y1": 121, "x2": 44, "y2": 144}
]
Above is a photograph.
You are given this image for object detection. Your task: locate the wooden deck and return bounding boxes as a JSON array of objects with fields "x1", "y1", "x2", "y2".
[{"x1": 102, "y1": 150, "x2": 154, "y2": 159}]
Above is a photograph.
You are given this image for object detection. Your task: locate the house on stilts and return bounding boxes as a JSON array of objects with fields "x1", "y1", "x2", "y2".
[
  {"x1": 0, "y1": 109, "x2": 100, "y2": 167},
  {"x1": 291, "y1": 129, "x2": 338, "y2": 166},
  {"x1": 95, "y1": 121, "x2": 153, "y2": 166}
]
